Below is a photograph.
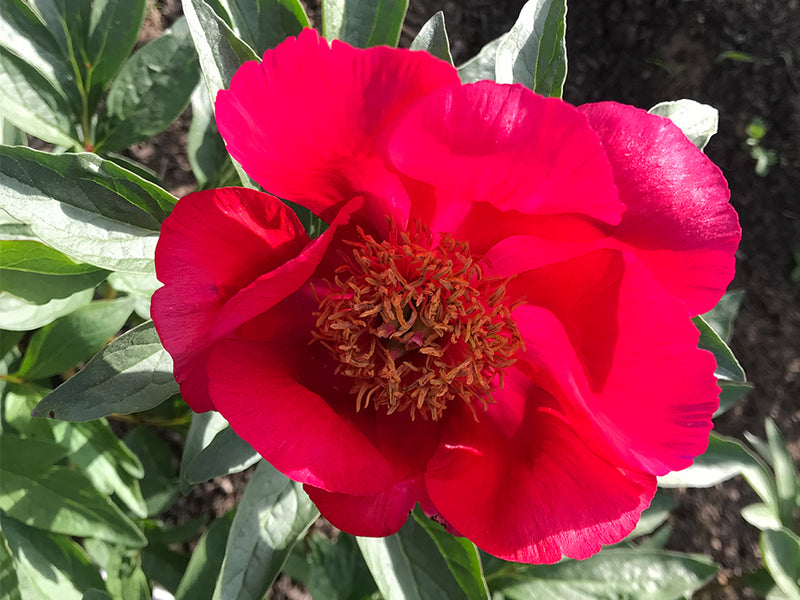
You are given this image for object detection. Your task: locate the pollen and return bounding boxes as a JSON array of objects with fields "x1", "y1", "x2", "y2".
[{"x1": 312, "y1": 224, "x2": 524, "y2": 421}]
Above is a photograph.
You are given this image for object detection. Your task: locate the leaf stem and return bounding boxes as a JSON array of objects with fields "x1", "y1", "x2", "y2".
[{"x1": 108, "y1": 413, "x2": 192, "y2": 427}]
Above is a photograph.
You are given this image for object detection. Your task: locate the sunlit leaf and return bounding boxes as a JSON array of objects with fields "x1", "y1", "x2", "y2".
[
  {"x1": 214, "y1": 0, "x2": 309, "y2": 54},
  {"x1": 761, "y1": 529, "x2": 800, "y2": 600},
  {"x1": 322, "y1": 0, "x2": 408, "y2": 48},
  {"x1": 649, "y1": 99, "x2": 719, "y2": 151},
  {"x1": 410, "y1": 12, "x2": 453, "y2": 65},
  {"x1": 0, "y1": 287, "x2": 94, "y2": 331},
  {"x1": 458, "y1": 34, "x2": 506, "y2": 84}
]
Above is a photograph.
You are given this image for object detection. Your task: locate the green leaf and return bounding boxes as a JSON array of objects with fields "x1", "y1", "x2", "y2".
[
  {"x1": 214, "y1": 0, "x2": 309, "y2": 54},
  {"x1": 180, "y1": 410, "x2": 229, "y2": 492},
  {"x1": 182, "y1": 0, "x2": 260, "y2": 189},
  {"x1": 765, "y1": 420, "x2": 800, "y2": 528},
  {"x1": 184, "y1": 424, "x2": 260, "y2": 484},
  {"x1": 124, "y1": 427, "x2": 181, "y2": 516},
  {"x1": 83, "y1": 0, "x2": 147, "y2": 111},
  {"x1": 322, "y1": 0, "x2": 408, "y2": 48},
  {"x1": 0, "y1": 268, "x2": 108, "y2": 304},
  {"x1": 357, "y1": 514, "x2": 475, "y2": 600},
  {"x1": 412, "y1": 510, "x2": 490, "y2": 600},
  {"x1": 458, "y1": 34, "x2": 506, "y2": 84},
  {"x1": 212, "y1": 461, "x2": 319, "y2": 600},
  {"x1": 494, "y1": 550, "x2": 717, "y2": 600},
  {"x1": 141, "y1": 525, "x2": 192, "y2": 594},
  {"x1": 0, "y1": 432, "x2": 68, "y2": 473},
  {"x1": 306, "y1": 534, "x2": 379, "y2": 600},
  {"x1": 0, "y1": 146, "x2": 176, "y2": 273},
  {"x1": 16, "y1": 298, "x2": 134, "y2": 380},
  {"x1": 649, "y1": 99, "x2": 719, "y2": 151},
  {"x1": 0, "y1": 240, "x2": 103, "y2": 275},
  {"x1": 409, "y1": 12, "x2": 453, "y2": 65},
  {"x1": 1, "y1": 513, "x2": 104, "y2": 600},
  {"x1": 5, "y1": 384, "x2": 147, "y2": 518},
  {"x1": 0, "y1": 45, "x2": 80, "y2": 148},
  {"x1": 31, "y1": 320, "x2": 179, "y2": 421},
  {"x1": 83, "y1": 539, "x2": 151, "y2": 600},
  {"x1": 702, "y1": 289, "x2": 744, "y2": 343},
  {"x1": 658, "y1": 433, "x2": 774, "y2": 493},
  {"x1": 741, "y1": 503, "x2": 782, "y2": 530},
  {"x1": 0, "y1": 287, "x2": 93, "y2": 331},
  {"x1": 715, "y1": 380, "x2": 753, "y2": 417},
  {"x1": 622, "y1": 491, "x2": 675, "y2": 541},
  {"x1": 761, "y1": 529, "x2": 800, "y2": 600},
  {"x1": 96, "y1": 18, "x2": 200, "y2": 152},
  {"x1": 495, "y1": 0, "x2": 567, "y2": 97},
  {"x1": 175, "y1": 511, "x2": 235, "y2": 600},
  {"x1": 0, "y1": 438, "x2": 146, "y2": 547},
  {"x1": 187, "y1": 84, "x2": 235, "y2": 190},
  {"x1": 693, "y1": 315, "x2": 746, "y2": 382},
  {"x1": 0, "y1": 527, "x2": 21, "y2": 600}
]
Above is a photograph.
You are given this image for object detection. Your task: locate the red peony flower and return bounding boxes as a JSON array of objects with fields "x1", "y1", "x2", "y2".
[{"x1": 152, "y1": 29, "x2": 740, "y2": 563}]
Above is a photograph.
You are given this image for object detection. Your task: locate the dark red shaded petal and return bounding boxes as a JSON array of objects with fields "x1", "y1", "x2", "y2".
[
  {"x1": 510, "y1": 250, "x2": 719, "y2": 476},
  {"x1": 385, "y1": 81, "x2": 624, "y2": 234},
  {"x1": 426, "y1": 377, "x2": 655, "y2": 563},
  {"x1": 152, "y1": 187, "x2": 308, "y2": 412},
  {"x1": 304, "y1": 479, "x2": 424, "y2": 537},
  {"x1": 581, "y1": 102, "x2": 740, "y2": 315},
  {"x1": 215, "y1": 28, "x2": 460, "y2": 225},
  {"x1": 207, "y1": 339, "x2": 399, "y2": 495}
]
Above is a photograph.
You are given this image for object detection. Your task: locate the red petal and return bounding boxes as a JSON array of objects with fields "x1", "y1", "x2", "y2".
[
  {"x1": 426, "y1": 378, "x2": 655, "y2": 563},
  {"x1": 152, "y1": 187, "x2": 307, "y2": 412},
  {"x1": 207, "y1": 338, "x2": 399, "y2": 495},
  {"x1": 215, "y1": 29, "x2": 460, "y2": 224},
  {"x1": 385, "y1": 81, "x2": 624, "y2": 234},
  {"x1": 304, "y1": 479, "x2": 424, "y2": 537},
  {"x1": 581, "y1": 102, "x2": 740, "y2": 314},
  {"x1": 510, "y1": 250, "x2": 719, "y2": 475}
]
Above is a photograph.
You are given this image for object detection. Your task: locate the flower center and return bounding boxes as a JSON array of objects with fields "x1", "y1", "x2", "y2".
[{"x1": 313, "y1": 226, "x2": 524, "y2": 421}]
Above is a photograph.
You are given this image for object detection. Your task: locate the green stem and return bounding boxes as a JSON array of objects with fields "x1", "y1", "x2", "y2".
[
  {"x1": 0, "y1": 374, "x2": 25, "y2": 384},
  {"x1": 108, "y1": 413, "x2": 192, "y2": 428}
]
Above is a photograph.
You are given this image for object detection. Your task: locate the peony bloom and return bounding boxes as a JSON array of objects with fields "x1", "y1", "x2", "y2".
[{"x1": 152, "y1": 29, "x2": 740, "y2": 563}]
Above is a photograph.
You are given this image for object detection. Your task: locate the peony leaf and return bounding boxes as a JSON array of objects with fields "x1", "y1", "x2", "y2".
[
  {"x1": 183, "y1": 424, "x2": 260, "y2": 484},
  {"x1": 693, "y1": 315, "x2": 746, "y2": 383},
  {"x1": 458, "y1": 34, "x2": 506, "y2": 84},
  {"x1": 493, "y1": 550, "x2": 717, "y2": 600},
  {"x1": 412, "y1": 510, "x2": 490, "y2": 600},
  {"x1": 82, "y1": 0, "x2": 147, "y2": 111},
  {"x1": 31, "y1": 320, "x2": 179, "y2": 421},
  {"x1": 211, "y1": 461, "x2": 319, "y2": 600},
  {"x1": 124, "y1": 427, "x2": 181, "y2": 517},
  {"x1": 0, "y1": 268, "x2": 108, "y2": 305},
  {"x1": 305, "y1": 534, "x2": 379, "y2": 600},
  {"x1": 187, "y1": 84, "x2": 237, "y2": 190},
  {"x1": 0, "y1": 146, "x2": 176, "y2": 273},
  {"x1": 95, "y1": 18, "x2": 200, "y2": 153},
  {"x1": 16, "y1": 298, "x2": 134, "y2": 381},
  {"x1": 175, "y1": 511, "x2": 236, "y2": 600},
  {"x1": 357, "y1": 514, "x2": 477, "y2": 600},
  {"x1": 621, "y1": 491, "x2": 675, "y2": 541},
  {"x1": 0, "y1": 526, "x2": 20, "y2": 600},
  {"x1": 649, "y1": 99, "x2": 719, "y2": 151},
  {"x1": 179, "y1": 410, "x2": 230, "y2": 492},
  {"x1": 0, "y1": 514, "x2": 104, "y2": 600},
  {"x1": 0, "y1": 287, "x2": 94, "y2": 332},
  {"x1": 322, "y1": 0, "x2": 408, "y2": 48},
  {"x1": 410, "y1": 12, "x2": 453, "y2": 65},
  {"x1": 182, "y1": 0, "x2": 260, "y2": 189},
  {"x1": 0, "y1": 240, "x2": 104, "y2": 275},
  {"x1": 495, "y1": 0, "x2": 567, "y2": 97},
  {"x1": 761, "y1": 529, "x2": 800, "y2": 600},
  {"x1": 702, "y1": 289, "x2": 744, "y2": 343},
  {"x1": 0, "y1": 435, "x2": 146, "y2": 548},
  {"x1": 741, "y1": 503, "x2": 782, "y2": 530},
  {"x1": 211, "y1": 0, "x2": 309, "y2": 54},
  {"x1": 765, "y1": 420, "x2": 800, "y2": 528},
  {"x1": 715, "y1": 380, "x2": 753, "y2": 417}
]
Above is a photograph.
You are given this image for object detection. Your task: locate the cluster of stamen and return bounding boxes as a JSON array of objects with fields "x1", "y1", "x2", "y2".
[{"x1": 312, "y1": 225, "x2": 524, "y2": 421}]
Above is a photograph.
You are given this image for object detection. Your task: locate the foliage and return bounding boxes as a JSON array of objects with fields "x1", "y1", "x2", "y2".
[{"x1": 0, "y1": 1, "x2": 794, "y2": 599}]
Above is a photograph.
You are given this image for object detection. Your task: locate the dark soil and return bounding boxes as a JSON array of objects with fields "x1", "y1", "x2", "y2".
[{"x1": 137, "y1": 1, "x2": 800, "y2": 598}]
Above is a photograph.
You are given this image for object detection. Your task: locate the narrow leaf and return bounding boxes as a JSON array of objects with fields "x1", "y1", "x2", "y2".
[
  {"x1": 32, "y1": 320, "x2": 179, "y2": 421},
  {"x1": 0, "y1": 146, "x2": 176, "y2": 274},
  {"x1": 409, "y1": 12, "x2": 453, "y2": 65},
  {"x1": 306, "y1": 534, "x2": 378, "y2": 600},
  {"x1": 496, "y1": 0, "x2": 567, "y2": 97},
  {"x1": 622, "y1": 491, "x2": 675, "y2": 541},
  {"x1": 184, "y1": 424, "x2": 260, "y2": 484},
  {"x1": 124, "y1": 427, "x2": 181, "y2": 517},
  {"x1": 0, "y1": 240, "x2": 103, "y2": 275},
  {"x1": 693, "y1": 315, "x2": 746, "y2": 382},
  {"x1": 97, "y1": 18, "x2": 200, "y2": 152},
  {"x1": 17, "y1": 298, "x2": 134, "y2": 380},
  {"x1": 322, "y1": 0, "x2": 408, "y2": 48},
  {"x1": 458, "y1": 34, "x2": 506, "y2": 84},
  {"x1": 180, "y1": 410, "x2": 230, "y2": 492},
  {"x1": 175, "y1": 512, "x2": 236, "y2": 600},
  {"x1": 187, "y1": 84, "x2": 235, "y2": 190},
  {"x1": 0, "y1": 287, "x2": 93, "y2": 331},
  {"x1": 649, "y1": 99, "x2": 719, "y2": 151},
  {"x1": 212, "y1": 461, "x2": 319, "y2": 600},
  {"x1": 494, "y1": 550, "x2": 717, "y2": 600},
  {"x1": 216, "y1": 0, "x2": 309, "y2": 54},
  {"x1": 761, "y1": 529, "x2": 800, "y2": 600},
  {"x1": 0, "y1": 268, "x2": 108, "y2": 305},
  {"x1": 1, "y1": 514, "x2": 104, "y2": 600},
  {"x1": 357, "y1": 514, "x2": 473, "y2": 600},
  {"x1": 765, "y1": 419, "x2": 800, "y2": 527}
]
